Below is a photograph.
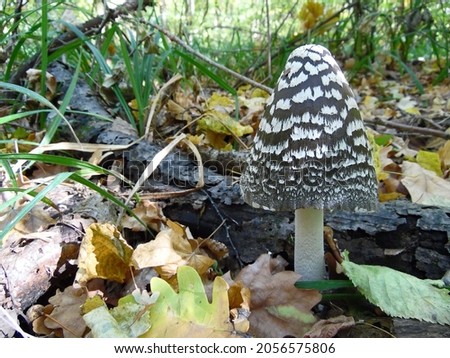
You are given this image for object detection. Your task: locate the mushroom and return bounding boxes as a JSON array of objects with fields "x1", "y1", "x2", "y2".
[{"x1": 240, "y1": 44, "x2": 378, "y2": 281}]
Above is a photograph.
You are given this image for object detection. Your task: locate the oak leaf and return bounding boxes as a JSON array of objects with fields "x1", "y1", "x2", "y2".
[
  {"x1": 234, "y1": 254, "x2": 321, "y2": 337},
  {"x1": 142, "y1": 266, "x2": 244, "y2": 337},
  {"x1": 131, "y1": 224, "x2": 215, "y2": 280},
  {"x1": 75, "y1": 223, "x2": 133, "y2": 285}
]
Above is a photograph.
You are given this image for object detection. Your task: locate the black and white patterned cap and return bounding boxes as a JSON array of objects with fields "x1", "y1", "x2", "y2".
[{"x1": 240, "y1": 44, "x2": 378, "y2": 212}]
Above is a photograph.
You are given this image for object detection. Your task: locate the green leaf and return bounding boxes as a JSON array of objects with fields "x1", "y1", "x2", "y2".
[
  {"x1": 341, "y1": 252, "x2": 450, "y2": 325},
  {"x1": 143, "y1": 265, "x2": 235, "y2": 337},
  {"x1": 83, "y1": 294, "x2": 154, "y2": 338}
]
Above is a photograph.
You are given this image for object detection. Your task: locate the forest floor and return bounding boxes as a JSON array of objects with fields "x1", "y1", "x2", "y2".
[{"x1": 1, "y1": 49, "x2": 450, "y2": 338}]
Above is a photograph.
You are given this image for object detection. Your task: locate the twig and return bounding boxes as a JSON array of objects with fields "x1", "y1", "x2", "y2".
[
  {"x1": 201, "y1": 189, "x2": 244, "y2": 268},
  {"x1": 148, "y1": 23, "x2": 273, "y2": 94},
  {"x1": 265, "y1": 0, "x2": 272, "y2": 81},
  {"x1": 365, "y1": 117, "x2": 450, "y2": 140}
]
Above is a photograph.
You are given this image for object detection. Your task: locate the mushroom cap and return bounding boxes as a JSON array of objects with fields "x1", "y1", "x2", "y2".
[{"x1": 240, "y1": 44, "x2": 378, "y2": 212}]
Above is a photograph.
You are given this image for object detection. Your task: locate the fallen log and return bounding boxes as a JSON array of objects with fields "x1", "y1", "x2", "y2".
[{"x1": 49, "y1": 61, "x2": 450, "y2": 279}]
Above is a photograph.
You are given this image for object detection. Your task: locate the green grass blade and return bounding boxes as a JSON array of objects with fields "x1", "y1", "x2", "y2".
[
  {"x1": 0, "y1": 82, "x2": 78, "y2": 142},
  {"x1": 390, "y1": 52, "x2": 425, "y2": 94},
  {"x1": 70, "y1": 173, "x2": 147, "y2": 231},
  {"x1": 42, "y1": 56, "x2": 82, "y2": 145},
  {"x1": 0, "y1": 172, "x2": 72, "y2": 244},
  {"x1": 0, "y1": 153, "x2": 130, "y2": 184},
  {"x1": 0, "y1": 160, "x2": 17, "y2": 187},
  {"x1": 0, "y1": 109, "x2": 51, "y2": 125},
  {"x1": 4, "y1": 23, "x2": 42, "y2": 81},
  {"x1": 48, "y1": 38, "x2": 85, "y2": 63},
  {"x1": 0, "y1": 82, "x2": 63, "y2": 115},
  {"x1": 119, "y1": 32, "x2": 143, "y2": 115},
  {"x1": 174, "y1": 49, "x2": 237, "y2": 96},
  {"x1": 65, "y1": 109, "x2": 113, "y2": 122},
  {"x1": 60, "y1": 21, "x2": 135, "y2": 126},
  {"x1": 0, "y1": 187, "x2": 57, "y2": 208}
]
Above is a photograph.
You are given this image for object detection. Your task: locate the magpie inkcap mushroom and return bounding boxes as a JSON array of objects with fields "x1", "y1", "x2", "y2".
[{"x1": 240, "y1": 44, "x2": 378, "y2": 280}]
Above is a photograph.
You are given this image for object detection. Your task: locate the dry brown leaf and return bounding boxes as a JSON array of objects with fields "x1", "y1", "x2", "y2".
[
  {"x1": 234, "y1": 254, "x2": 321, "y2": 337},
  {"x1": 167, "y1": 99, "x2": 191, "y2": 121},
  {"x1": 121, "y1": 200, "x2": 166, "y2": 232},
  {"x1": 188, "y1": 237, "x2": 229, "y2": 261},
  {"x1": 29, "y1": 305, "x2": 54, "y2": 336},
  {"x1": 131, "y1": 225, "x2": 215, "y2": 280},
  {"x1": 401, "y1": 161, "x2": 450, "y2": 207},
  {"x1": 31, "y1": 163, "x2": 69, "y2": 178},
  {"x1": 378, "y1": 146, "x2": 395, "y2": 177},
  {"x1": 43, "y1": 287, "x2": 87, "y2": 338},
  {"x1": 304, "y1": 315, "x2": 355, "y2": 338},
  {"x1": 26, "y1": 69, "x2": 57, "y2": 100},
  {"x1": 228, "y1": 280, "x2": 251, "y2": 333}
]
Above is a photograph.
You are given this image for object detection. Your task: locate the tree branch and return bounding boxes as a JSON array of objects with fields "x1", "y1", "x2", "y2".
[
  {"x1": 148, "y1": 23, "x2": 273, "y2": 94},
  {"x1": 366, "y1": 117, "x2": 450, "y2": 140}
]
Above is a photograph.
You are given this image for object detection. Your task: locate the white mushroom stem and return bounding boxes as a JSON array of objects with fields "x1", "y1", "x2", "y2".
[{"x1": 294, "y1": 208, "x2": 325, "y2": 280}]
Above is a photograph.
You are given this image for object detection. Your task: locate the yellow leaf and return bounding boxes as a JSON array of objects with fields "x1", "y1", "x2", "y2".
[
  {"x1": 75, "y1": 223, "x2": 133, "y2": 284},
  {"x1": 199, "y1": 110, "x2": 253, "y2": 136},
  {"x1": 438, "y1": 140, "x2": 450, "y2": 171},
  {"x1": 251, "y1": 88, "x2": 271, "y2": 99},
  {"x1": 186, "y1": 133, "x2": 205, "y2": 146},
  {"x1": 299, "y1": 0, "x2": 324, "y2": 30},
  {"x1": 203, "y1": 130, "x2": 233, "y2": 150},
  {"x1": 205, "y1": 93, "x2": 235, "y2": 113},
  {"x1": 237, "y1": 84, "x2": 252, "y2": 96},
  {"x1": 228, "y1": 280, "x2": 251, "y2": 333},
  {"x1": 362, "y1": 95, "x2": 378, "y2": 109},
  {"x1": 367, "y1": 130, "x2": 390, "y2": 181},
  {"x1": 416, "y1": 150, "x2": 443, "y2": 176},
  {"x1": 197, "y1": 110, "x2": 253, "y2": 149},
  {"x1": 379, "y1": 192, "x2": 405, "y2": 202}
]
